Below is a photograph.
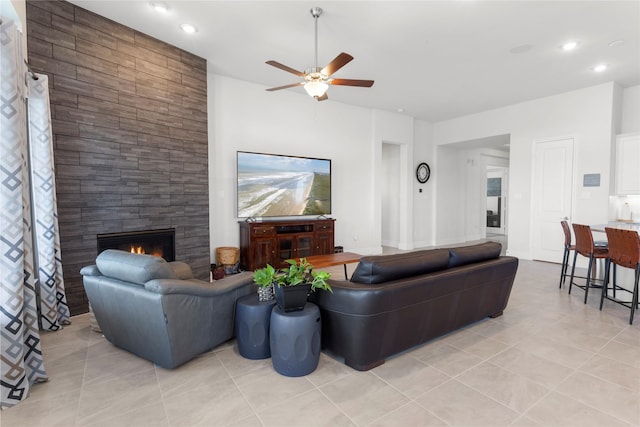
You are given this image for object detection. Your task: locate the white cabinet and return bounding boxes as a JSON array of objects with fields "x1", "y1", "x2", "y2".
[{"x1": 616, "y1": 133, "x2": 640, "y2": 195}]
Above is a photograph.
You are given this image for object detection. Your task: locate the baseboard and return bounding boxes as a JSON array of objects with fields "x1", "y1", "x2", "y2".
[
  {"x1": 505, "y1": 249, "x2": 530, "y2": 260},
  {"x1": 412, "y1": 239, "x2": 435, "y2": 249},
  {"x1": 347, "y1": 246, "x2": 383, "y2": 255}
]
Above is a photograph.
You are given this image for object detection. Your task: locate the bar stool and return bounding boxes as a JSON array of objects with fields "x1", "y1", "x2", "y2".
[
  {"x1": 559, "y1": 221, "x2": 606, "y2": 288},
  {"x1": 600, "y1": 227, "x2": 640, "y2": 324},
  {"x1": 559, "y1": 220, "x2": 575, "y2": 288},
  {"x1": 569, "y1": 224, "x2": 609, "y2": 303}
]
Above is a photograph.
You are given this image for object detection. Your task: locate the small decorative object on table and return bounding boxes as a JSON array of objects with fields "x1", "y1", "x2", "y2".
[
  {"x1": 212, "y1": 265, "x2": 225, "y2": 281},
  {"x1": 216, "y1": 246, "x2": 240, "y2": 275},
  {"x1": 252, "y1": 258, "x2": 332, "y2": 311}
]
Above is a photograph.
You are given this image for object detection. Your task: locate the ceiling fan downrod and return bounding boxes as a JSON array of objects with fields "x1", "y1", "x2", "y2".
[{"x1": 310, "y1": 7, "x2": 322, "y2": 72}]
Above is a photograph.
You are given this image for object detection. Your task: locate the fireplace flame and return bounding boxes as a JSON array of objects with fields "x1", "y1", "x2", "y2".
[
  {"x1": 130, "y1": 245, "x2": 145, "y2": 254},
  {"x1": 129, "y1": 245, "x2": 163, "y2": 258}
]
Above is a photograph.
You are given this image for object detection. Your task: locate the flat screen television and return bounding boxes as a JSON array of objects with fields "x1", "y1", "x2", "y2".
[{"x1": 237, "y1": 151, "x2": 331, "y2": 218}]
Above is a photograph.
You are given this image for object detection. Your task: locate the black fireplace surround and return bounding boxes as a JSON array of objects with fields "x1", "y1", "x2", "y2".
[{"x1": 97, "y1": 229, "x2": 176, "y2": 262}]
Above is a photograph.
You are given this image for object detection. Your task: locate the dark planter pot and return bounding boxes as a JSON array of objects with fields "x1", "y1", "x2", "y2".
[{"x1": 274, "y1": 283, "x2": 312, "y2": 312}]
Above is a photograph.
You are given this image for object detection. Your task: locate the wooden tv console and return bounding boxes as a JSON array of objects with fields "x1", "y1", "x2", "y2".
[{"x1": 239, "y1": 219, "x2": 335, "y2": 271}]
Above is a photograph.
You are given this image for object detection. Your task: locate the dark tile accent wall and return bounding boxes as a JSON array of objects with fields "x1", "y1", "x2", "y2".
[{"x1": 26, "y1": 0, "x2": 210, "y2": 315}]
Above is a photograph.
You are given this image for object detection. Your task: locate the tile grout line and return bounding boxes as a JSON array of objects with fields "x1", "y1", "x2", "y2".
[{"x1": 74, "y1": 320, "x2": 93, "y2": 427}]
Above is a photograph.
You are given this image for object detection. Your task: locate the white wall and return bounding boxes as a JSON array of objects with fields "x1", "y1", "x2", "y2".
[
  {"x1": 434, "y1": 82, "x2": 618, "y2": 259},
  {"x1": 207, "y1": 74, "x2": 414, "y2": 261},
  {"x1": 206, "y1": 72, "x2": 632, "y2": 262},
  {"x1": 434, "y1": 145, "x2": 466, "y2": 244},
  {"x1": 413, "y1": 120, "x2": 435, "y2": 248},
  {"x1": 621, "y1": 85, "x2": 640, "y2": 134}
]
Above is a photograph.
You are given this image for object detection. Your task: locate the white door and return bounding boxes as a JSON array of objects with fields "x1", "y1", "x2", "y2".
[{"x1": 532, "y1": 137, "x2": 574, "y2": 262}]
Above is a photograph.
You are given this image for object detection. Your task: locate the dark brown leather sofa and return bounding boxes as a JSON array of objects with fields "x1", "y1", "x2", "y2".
[{"x1": 313, "y1": 242, "x2": 518, "y2": 371}]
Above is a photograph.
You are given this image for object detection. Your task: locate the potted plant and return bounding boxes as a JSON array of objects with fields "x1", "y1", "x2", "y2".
[
  {"x1": 253, "y1": 258, "x2": 332, "y2": 311},
  {"x1": 253, "y1": 263, "x2": 277, "y2": 302}
]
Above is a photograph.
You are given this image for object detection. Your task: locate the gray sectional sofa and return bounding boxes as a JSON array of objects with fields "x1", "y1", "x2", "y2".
[{"x1": 81, "y1": 250, "x2": 255, "y2": 368}]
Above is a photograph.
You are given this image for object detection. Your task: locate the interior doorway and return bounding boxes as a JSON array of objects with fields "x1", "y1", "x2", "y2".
[
  {"x1": 434, "y1": 134, "x2": 510, "y2": 248},
  {"x1": 486, "y1": 166, "x2": 508, "y2": 236},
  {"x1": 381, "y1": 143, "x2": 401, "y2": 248}
]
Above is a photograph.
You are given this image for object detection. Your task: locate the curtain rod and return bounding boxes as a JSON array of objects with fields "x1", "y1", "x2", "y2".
[{"x1": 24, "y1": 60, "x2": 39, "y2": 80}]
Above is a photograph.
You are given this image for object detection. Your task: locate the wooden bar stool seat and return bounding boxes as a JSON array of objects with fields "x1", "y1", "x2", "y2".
[
  {"x1": 569, "y1": 224, "x2": 609, "y2": 303},
  {"x1": 600, "y1": 227, "x2": 640, "y2": 324}
]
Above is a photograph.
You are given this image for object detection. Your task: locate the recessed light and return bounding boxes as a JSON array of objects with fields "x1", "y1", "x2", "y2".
[
  {"x1": 151, "y1": 2, "x2": 169, "y2": 13},
  {"x1": 561, "y1": 41, "x2": 579, "y2": 51},
  {"x1": 509, "y1": 44, "x2": 533, "y2": 54},
  {"x1": 397, "y1": 108, "x2": 404, "y2": 113},
  {"x1": 592, "y1": 63, "x2": 608, "y2": 72},
  {"x1": 180, "y1": 24, "x2": 197, "y2": 34}
]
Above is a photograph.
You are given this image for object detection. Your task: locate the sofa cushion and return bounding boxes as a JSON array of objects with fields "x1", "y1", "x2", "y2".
[
  {"x1": 448, "y1": 242, "x2": 502, "y2": 268},
  {"x1": 350, "y1": 249, "x2": 450, "y2": 284},
  {"x1": 96, "y1": 249, "x2": 176, "y2": 285}
]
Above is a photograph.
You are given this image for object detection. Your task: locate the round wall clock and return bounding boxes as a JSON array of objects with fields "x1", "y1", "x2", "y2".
[{"x1": 416, "y1": 162, "x2": 431, "y2": 183}]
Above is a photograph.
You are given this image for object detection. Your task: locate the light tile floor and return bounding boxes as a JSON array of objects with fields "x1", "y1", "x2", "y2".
[{"x1": 2, "y1": 259, "x2": 639, "y2": 427}]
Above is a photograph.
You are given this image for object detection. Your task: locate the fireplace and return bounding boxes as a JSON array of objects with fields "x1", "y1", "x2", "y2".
[{"x1": 97, "y1": 229, "x2": 176, "y2": 261}]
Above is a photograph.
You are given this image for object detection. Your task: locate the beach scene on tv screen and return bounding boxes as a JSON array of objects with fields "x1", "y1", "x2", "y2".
[{"x1": 237, "y1": 152, "x2": 331, "y2": 218}]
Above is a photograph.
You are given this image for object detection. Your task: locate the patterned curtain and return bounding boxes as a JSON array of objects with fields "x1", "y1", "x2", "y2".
[
  {"x1": 28, "y1": 75, "x2": 70, "y2": 331},
  {"x1": 0, "y1": 19, "x2": 68, "y2": 408}
]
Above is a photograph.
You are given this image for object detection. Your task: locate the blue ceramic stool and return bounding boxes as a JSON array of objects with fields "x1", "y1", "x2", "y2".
[
  {"x1": 269, "y1": 303, "x2": 321, "y2": 377},
  {"x1": 235, "y1": 294, "x2": 276, "y2": 359}
]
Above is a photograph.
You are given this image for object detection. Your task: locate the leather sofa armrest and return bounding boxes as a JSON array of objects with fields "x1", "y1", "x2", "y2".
[
  {"x1": 145, "y1": 271, "x2": 255, "y2": 297},
  {"x1": 168, "y1": 261, "x2": 194, "y2": 279},
  {"x1": 80, "y1": 265, "x2": 100, "y2": 276}
]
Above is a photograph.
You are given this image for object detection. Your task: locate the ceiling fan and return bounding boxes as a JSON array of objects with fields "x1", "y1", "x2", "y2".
[{"x1": 265, "y1": 7, "x2": 374, "y2": 101}]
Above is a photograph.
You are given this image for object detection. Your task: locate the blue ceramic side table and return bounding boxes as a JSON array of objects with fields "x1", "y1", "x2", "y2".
[
  {"x1": 235, "y1": 294, "x2": 276, "y2": 359},
  {"x1": 269, "y1": 302, "x2": 321, "y2": 376}
]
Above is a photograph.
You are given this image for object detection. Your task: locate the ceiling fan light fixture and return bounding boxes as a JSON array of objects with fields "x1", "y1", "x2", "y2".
[
  {"x1": 265, "y1": 6, "x2": 373, "y2": 99},
  {"x1": 304, "y1": 80, "x2": 328, "y2": 97}
]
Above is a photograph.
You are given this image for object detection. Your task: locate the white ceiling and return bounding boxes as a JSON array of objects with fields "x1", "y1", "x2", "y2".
[{"x1": 67, "y1": 0, "x2": 640, "y2": 123}]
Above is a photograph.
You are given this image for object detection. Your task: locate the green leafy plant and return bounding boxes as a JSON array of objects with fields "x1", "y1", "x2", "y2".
[
  {"x1": 309, "y1": 269, "x2": 332, "y2": 292},
  {"x1": 253, "y1": 258, "x2": 332, "y2": 293},
  {"x1": 252, "y1": 263, "x2": 277, "y2": 288}
]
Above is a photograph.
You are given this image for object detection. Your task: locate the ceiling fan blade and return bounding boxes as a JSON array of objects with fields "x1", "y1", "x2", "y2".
[
  {"x1": 266, "y1": 82, "x2": 304, "y2": 92},
  {"x1": 316, "y1": 93, "x2": 329, "y2": 101},
  {"x1": 266, "y1": 60, "x2": 306, "y2": 77},
  {"x1": 321, "y1": 52, "x2": 353, "y2": 76},
  {"x1": 329, "y1": 78, "x2": 375, "y2": 87}
]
